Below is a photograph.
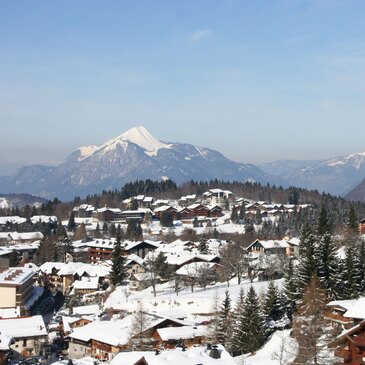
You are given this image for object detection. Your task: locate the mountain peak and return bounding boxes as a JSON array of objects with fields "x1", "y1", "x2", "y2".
[{"x1": 115, "y1": 125, "x2": 172, "y2": 156}]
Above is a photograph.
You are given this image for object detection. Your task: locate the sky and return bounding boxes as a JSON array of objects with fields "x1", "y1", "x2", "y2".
[{"x1": 1, "y1": 0, "x2": 365, "y2": 174}]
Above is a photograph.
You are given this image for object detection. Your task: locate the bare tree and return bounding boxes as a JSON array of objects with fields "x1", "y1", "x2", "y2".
[
  {"x1": 129, "y1": 302, "x2": 147, "y2": 350},
  {"x1": 219, "y1": 240, "x2": 250, "y2": 284}
]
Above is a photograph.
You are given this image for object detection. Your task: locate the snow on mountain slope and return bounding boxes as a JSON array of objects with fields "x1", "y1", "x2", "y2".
[
  {"x1": 93, "y1": 126, "x2": 172, "y2": 158},
  {"x1": 0, "y1": 126, "x2": 276, "y2": 200}
]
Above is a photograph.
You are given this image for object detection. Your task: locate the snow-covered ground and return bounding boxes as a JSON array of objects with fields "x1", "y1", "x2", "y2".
[
  {"x1": 104, "y1": 277, "x2": 283, "y2": 316},
  {"x1": 235, "y1": 330, "x2": 298, "y2": 365}
]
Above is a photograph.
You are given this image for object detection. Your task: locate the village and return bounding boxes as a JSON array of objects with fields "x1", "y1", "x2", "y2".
[{"x1": 0, "y1": 188, "x2": 364, "y2": 365}]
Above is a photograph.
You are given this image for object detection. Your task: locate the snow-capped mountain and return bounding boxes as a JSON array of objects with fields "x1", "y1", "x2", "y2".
[
  {"x1": 260, "y1": 152, "x2": 365, "y2": 196},
  {"x1": 0, "y1": 126, "x2": 278, "y2": 200}
]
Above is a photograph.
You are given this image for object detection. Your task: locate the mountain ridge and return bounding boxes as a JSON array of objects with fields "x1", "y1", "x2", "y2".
[{"x1": 0, "y1": 126, "x2": 280, "y2": 201}]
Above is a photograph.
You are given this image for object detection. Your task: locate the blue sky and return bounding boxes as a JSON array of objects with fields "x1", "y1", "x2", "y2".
[{"x1": 1, "y1": 0, "x2": 365, "y2": 174}]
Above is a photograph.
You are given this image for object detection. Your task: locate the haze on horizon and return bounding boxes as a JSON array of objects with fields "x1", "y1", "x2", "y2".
[{"x1": 1, "y1": 0, "x2": 365, "y2": 175}]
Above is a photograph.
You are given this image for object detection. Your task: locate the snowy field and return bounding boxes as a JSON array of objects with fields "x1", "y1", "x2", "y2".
[{"x1": 104, "y1": 277, "x2": 283, "y2": 316}]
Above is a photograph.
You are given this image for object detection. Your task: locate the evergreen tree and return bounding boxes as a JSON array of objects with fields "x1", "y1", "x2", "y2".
[
  {"x1": 109, "y1": 223, "x2": 116, "y2": 237},
  {"x1": 358, "y1": 242, "x2": 365, "y2": 292},
  {"x1": 94, "y1": 223, "x2": 102, "y2": 238},
  {"x1": 236, "y1": 286, "x2": 266, "y2": 354},
  {"x1": 283, "y1": 257, "x2": 299, "y2": 315},
  {"x1": 126, "y1": 220, "x2": 143, "y2": 240},
  {"x1": 316, "y1": 233, "x2": 340, "y2": 299},
  {"x1": 160, "y1": 210, "x2": 173, "y2": 228},
  {"x1": 9, "y1": 250, "x2": 20, "y2": 267},
  {"x1": 198, "y1": 237, "x2": 209, "y2": 254},
  {"x1": 154, "y1": 251, "x2": 171, "y2": 280},
  {"x1": 347, "y1": 204, "x2": 359, "y2": 233},
  {"x1": 102, "y1": 222, "x2": 108, "y2": 235},
  {"x1": 341, "y1": 246, "x2": 361, "y2": 299},
  {"x1": 67, "y1": 211, "x2": 76, "y2": 232},
  {"x1": 231, "y1": 207, "x2": 238, "y2": 223},
  {"x1": 297, "y1": 224, "x2": 318, "y2": 293},
  {"x1": 316, "y1": 205, "x2": 331, "y2": 237},
  {"x1": 238, "y1": 202, "x2": 246, "y2": 224},
  {"x1": 111, "y1": 226, "x2": 127, "y2": 286},
  {"x1": 217, "y1": 291, "x2": 233, "y2": 353},
  {"x1": 263, "y1": 281, "x2": 284, "y2": 323},
  {"x1": 232, "y1": 287, "x2": 245, "y2": 355}
]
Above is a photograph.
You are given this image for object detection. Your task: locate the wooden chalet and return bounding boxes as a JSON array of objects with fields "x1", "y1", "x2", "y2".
[
  {"x1": 188, "y1": 204, "x2": 211, "y2": 218},
  {"x1": 246, "y1": 239, "x2": 290, "y2": 256},
  {"x1": 329, "y1": 320, "x2": 365, "y2": 365}
]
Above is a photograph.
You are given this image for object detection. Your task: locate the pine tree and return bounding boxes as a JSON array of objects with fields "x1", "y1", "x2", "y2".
[
  {"x1": 109, "y1": 223, "x2": 116, "y2": 237},
  {"x1": 347, "y1": 204, "x2": 359, "y2": 233},
  {"x1": 94, "y1": 223, "x2": 101, "y2": 238},
  {"x1": 160, "y1": 211, "x2": 173, "y2": 227},
  {"x1": 217, "y1": 291, "x2": 233, "y2": 352},
  {"x1": 231, "y1": 207, "x2": 238, "y2": 223},
  {"x1": 297, "y1": 224, "x2": 318, "y2": 294},
  {"x1": 198, "y1": 237, "x2": 209, "y2": 254},
  {"x1": 102, "y1": 222, "x2": 108, "y2": 235},
  {"x1": 283, "y1": 258, "x2": 299, "y2": 315},
  {"x1": 238, "y1": 202, "x2": 246, "y2": 224},
  {"x1": 316, "y1": 205, "x2": 331, "y2": 237},
  {"x1": 358, "y1": 242, "x2": 365, "y2": 292},
  {"x1": 263, "y1": 281, "x2": 284, "y2": 323},
  {"x1": 236, "y1": 286, "x2": 266, "y2": 354},
  {"x1": 111, "y1": 226, "x2": 127, "y2": 286},
  {"x1": 126, "y1": 220, "x2": 143, "y2": 240},
  {"x1": 232, "y1": 287, "x2": 245, "y2": 355},
  {"x1": 341, "y1": 246, "x2": 361, "y2": 299},
  {"x1": 316, "y1": 233, "x2": 340, "y2": 299},
  {"x1": 67, "y1": 211, "x2": 76, "y2": 232}
]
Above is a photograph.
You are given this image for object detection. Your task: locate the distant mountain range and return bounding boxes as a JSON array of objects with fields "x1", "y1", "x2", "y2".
[
  {"x1": 0, "y1": 193, "x2": 47, "y2": 209},
  {"x1": 259, "y1": 153, "x2": 365, "y2": 198},
  {"x1": 0, "y1": 126, "x2": 280, "y2": 201},
  {"x1": 1, "y1": 126, "x2": 365, "y2": 202}
]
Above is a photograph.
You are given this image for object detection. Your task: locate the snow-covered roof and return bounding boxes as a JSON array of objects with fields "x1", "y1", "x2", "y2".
[
  {"x1": 0, "y1": 306, "x2": 20, "y2": 319},
  {"x1": 154, "y1": 205, "x2": 175, "y2": 213},
  {"x1": 0, "y1": 216, "x2": 26, "y2": 225},
  {"x1": 110, "y1": 345, "x2": 236, "y2": 365},
  {"x1": 326, "y1": 299, "x2": 358, "y2": 311},
  {"x1": 0, "y1": 267, "x2": 35, "y2": 286},
  {"x1": 126, "y1": 254, "x2": 145, "y2": 267},
  {"x1": 39, "y1": 262, "x2": 65, "y2": 274},
  {"x1": 176, "y1": 262, "x2": 216, "y2": 277},
  {"x1": 30, "y1": 215, "x2": 58, "y2": 224},
  {"x1": 73, "y1": 277, "x2": 99, "y2": 290},
  {"x1": 247, "y1": 239, "x2": 289, "y2": 250},
  {"x1": 95, "y1": 207, "x2": 122, "y2": 213},
  {"x1": 72, "y1": 304, "x2": 100, "y2": 316},
  {"x1": 0, "y1": 332, "x2": 12, "y2": 351},
  {"x1": 0, "y1": 315, "x2": 47, "y2": 338},
  {"x1": 344, "y1": 297, "x2": 365, "y2": 319},
  {"x1": 9, "y1": 232, "x2": 44, "y2": 241},
  {"x1": 68, "y1": 316, "x2": 133, "y2": 346},
  {"x1": 157, "y1": 325, "x2": 208, "y2": 341}
]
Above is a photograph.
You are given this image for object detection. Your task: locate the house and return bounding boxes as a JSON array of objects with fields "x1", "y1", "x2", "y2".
[
  {"x1": 73, "y1": 277, "x2": 100, "y2": 294},
  {"x1": 246, "y1": 239, "x2": 290, "y2": 256},
  {"x1": 188, "y1": 204, "x2": 211, "y2": 218},
  {"x1": 124, "y1": 241, "x2": 161, "y2": 259},
  {"x1": 153, "y1": 206, "x2": 178, "y2": 220},
  {"x1": 325, "y1": 299, "x2": 357, "y2": 329},
  {"x1": 92, "y1": 208, "x2": 122, "y2": 222},
  {"x1": 0, "y1": 332, "x2": 12, "y2": 365},
  {"x1": 129, "y1": 272, "x2": 151, "y2": 291},
  {"x1": 329, "y1": 319, "x2": 365, "y2": 365},
  {"x1": 177, "y1": 207, "x2": 193, "y2": 220},
  {"x1": 0, "y1": 315, "x2": 47, "y2": 358},
  {"x1": 155, "y1": 325, "x2": 208, "y2": 348},
  {"x1": 125, "y1": 254, "x2": 146, "y2": 277},
  {"x1": 0, "y1": 267, "x2": 40, "y2": 315},
  {"x1": 8, "y1": 232, "x2": 44, "y2": 244},
  {"x1": 73, "y1": 205, "x2": 95, "y2": 218},
  {"x1": 208, "y1": 205, "x2": 223, "y2": 218},
  {"x1": 120, "y1": 209, "x2": 152, "y2": 222}
]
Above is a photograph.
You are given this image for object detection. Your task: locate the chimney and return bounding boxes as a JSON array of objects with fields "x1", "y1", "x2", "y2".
[{"x1": 209, "y1": 345, "x2": 221, "y2": 359}]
